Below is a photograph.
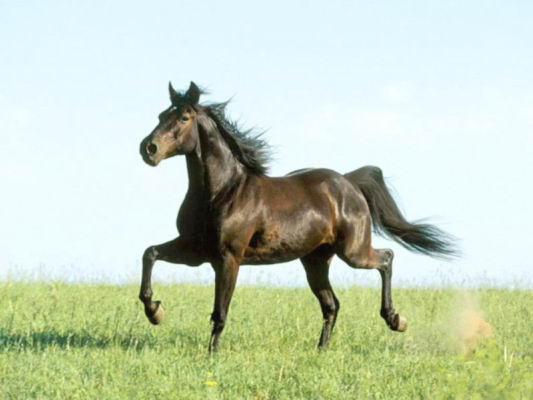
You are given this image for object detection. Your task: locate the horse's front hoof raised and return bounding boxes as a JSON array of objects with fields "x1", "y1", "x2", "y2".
[
  {"x1": 392, "y1": 314, "x2": 407, "y2": 332},
  {"x1": 146, "y1": 301, "x2": 165, "y2": 325}
]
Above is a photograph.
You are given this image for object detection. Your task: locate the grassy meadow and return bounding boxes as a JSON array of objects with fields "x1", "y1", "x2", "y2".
[{"x1": 0, "y1": 281, "x2": 532, "y2": 399}]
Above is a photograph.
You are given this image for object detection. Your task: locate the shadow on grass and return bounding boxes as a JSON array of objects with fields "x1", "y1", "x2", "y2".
[{"x1": 0, "y1": 328, "x2": 203, "y2": 352}]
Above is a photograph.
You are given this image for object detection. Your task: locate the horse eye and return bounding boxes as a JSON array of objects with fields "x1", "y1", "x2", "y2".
[{"x1": 180, "y1": 116, "x2": 189, "y2": 122}]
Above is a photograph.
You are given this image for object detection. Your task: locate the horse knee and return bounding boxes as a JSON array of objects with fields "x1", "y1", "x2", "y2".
[
  {"x1": 211, "y1": 311, "x2": 226, "y2": 333},
  {"x1": 322, "y1": 298, "x2": 338, "y2": 320},
  {"x1": 143, "y1": 246, "x2": 159, "y2": 264}
]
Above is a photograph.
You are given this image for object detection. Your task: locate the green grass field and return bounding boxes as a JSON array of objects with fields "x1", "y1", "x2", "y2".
[{"x1": 0, "y1": 281, "x2": 532, "y2": 399}]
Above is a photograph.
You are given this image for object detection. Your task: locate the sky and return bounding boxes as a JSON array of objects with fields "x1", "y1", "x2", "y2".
[{"x1": 1, "y1": 1, "x2": 532, "y2": 287}]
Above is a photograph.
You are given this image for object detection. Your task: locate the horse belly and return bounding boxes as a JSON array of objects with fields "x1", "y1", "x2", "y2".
[{"x1": 242, "y1": 223, "x2": 332, "y2": 265}]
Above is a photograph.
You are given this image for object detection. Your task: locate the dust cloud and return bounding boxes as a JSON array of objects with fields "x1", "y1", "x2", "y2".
[{"x1": 450, "y1": 292, "x2": 493, "y2": 354}]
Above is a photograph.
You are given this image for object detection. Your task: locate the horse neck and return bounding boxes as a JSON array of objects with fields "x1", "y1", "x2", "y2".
[
  {"x1": 193, "y1": 115, "x2": 247, "y2": 200},
  {"x1": 185, "y1": 146, "x2": 205, "y2": 191}
]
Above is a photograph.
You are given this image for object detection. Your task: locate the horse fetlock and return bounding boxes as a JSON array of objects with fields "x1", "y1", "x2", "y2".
[
  {"x1": 145, "y1": 300, "x2": 165, "y2": 325},
  {"x1": 380, "y1": 307, "x2": 395, "y2": 321},
  {"x1": 139, "y1": 290, "x2": 153, "y2": 303}
]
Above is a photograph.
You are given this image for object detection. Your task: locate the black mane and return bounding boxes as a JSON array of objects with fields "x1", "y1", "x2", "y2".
[{"x1": 203, "y1": 102, "x2": 271, "y2": 175}]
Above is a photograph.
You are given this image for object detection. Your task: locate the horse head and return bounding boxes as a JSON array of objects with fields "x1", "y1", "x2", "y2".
[{"x1": 140, "y1": 81, "x2": 202, "y2": 166}]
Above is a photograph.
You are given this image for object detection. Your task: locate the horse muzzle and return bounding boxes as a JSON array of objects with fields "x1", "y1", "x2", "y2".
[{"x1": 140, "y1": 137, "x2": 160, "y2": 166}]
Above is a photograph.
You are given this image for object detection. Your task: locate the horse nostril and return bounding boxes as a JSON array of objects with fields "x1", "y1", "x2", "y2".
[{"x1": 147, "y1": 143, "x2": 157, "y2": 155}]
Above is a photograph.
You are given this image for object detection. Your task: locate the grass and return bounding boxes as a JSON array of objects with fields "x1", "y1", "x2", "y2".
[{"x1": 0, "y1": 281, "x2": 532, "y2": 399}]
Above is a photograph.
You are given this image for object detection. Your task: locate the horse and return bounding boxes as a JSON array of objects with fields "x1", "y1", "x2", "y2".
[{"x1": 138, "y1": 81, "x2": 457, "y2": 352}]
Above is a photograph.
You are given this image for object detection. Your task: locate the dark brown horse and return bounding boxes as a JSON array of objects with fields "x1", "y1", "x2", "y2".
[{"x1": 139, "y1": 81, "x2": 456, "y2": 352}]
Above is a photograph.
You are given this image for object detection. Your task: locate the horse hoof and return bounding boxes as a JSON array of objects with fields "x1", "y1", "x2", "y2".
[
  {"x1": 393, "y1": 314, "x2": 407, "y2": 332},
  {"x1": 147, "y1": 301, "x2": 165, "y2": 325}
]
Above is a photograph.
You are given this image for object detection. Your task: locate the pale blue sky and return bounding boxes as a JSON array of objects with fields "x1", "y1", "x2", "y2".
[{"x1": 1, "y1": 1, "x2": 532, "y2": 286}]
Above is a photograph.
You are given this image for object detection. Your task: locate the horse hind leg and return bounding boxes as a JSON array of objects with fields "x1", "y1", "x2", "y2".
[
  {"x1": 376, "y1": 249, "x2": 407, "y2": 332},
  {"x1": 301, "y1": 247, "x2": 340, "y2": 348},
  {"x1": 338, "y1": 246, "x2": 407, "y2": 332}
]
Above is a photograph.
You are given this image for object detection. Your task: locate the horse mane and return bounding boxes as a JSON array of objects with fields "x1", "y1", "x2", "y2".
[{"x1": 201, "y1": 102, "x2": 271, "y2": 175}]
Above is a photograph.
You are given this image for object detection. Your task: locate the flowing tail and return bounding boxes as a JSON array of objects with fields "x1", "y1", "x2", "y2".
[{"x1": 344, "y1": 166, "x2": 458, "y2": 259}]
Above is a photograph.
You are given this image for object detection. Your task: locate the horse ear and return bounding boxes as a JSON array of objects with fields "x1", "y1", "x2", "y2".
[
  {"x1": 184, "y1": 81, "x2": 201, "y2": 105},
  {"x1": 169, "y1": 81, "x2": 181, "y2": 105}
]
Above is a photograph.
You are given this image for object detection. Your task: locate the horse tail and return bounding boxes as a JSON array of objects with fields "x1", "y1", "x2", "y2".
[{"x1": 344, "y1": 166, "x2": 458, "y2": 259}]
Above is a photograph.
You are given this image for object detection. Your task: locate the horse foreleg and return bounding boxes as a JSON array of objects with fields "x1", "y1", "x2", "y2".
[
  {"x1": 208, "y1": 256, "x2": 240, "y2": 353},
  {"x1": 139, "y1": 237, "x2": 202, "y2": 325}
]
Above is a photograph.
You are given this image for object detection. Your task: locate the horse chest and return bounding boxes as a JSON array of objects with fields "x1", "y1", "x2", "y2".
[{"x1": 176, "y1": 193, "x2": 210, "y2": 237}]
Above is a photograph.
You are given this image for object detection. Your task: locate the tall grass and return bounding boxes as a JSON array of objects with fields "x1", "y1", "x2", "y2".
[{"x1": 0, "y1": 282, "x2": 532, "y2": 399}]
